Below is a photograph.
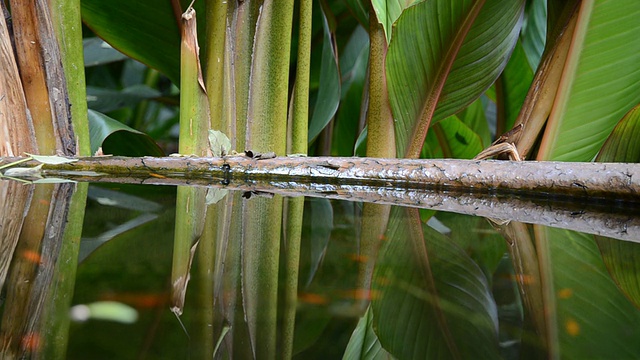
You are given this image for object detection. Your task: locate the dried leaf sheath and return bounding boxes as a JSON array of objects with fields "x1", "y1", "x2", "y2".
[{"x1": 178, "y1": 6, "x2": 210, "y2": 156}]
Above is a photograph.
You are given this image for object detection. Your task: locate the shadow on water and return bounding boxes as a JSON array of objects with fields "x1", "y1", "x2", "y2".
[{"x1": 1, "y1": 178, "x2": 640, "y2": 359}]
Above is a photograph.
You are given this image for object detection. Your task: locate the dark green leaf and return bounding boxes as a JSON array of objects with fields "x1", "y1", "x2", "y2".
[
  {"x1": 88, "y1": 110, "x2": 164, "y2": 156},
  {"x1": 496, "y1": 40, "x2": 534, "y2": 132},
  {"x1": 83, "y1": 37, "x2": 128, "y2": 67},
  {"x1": 595, "y1": 102, "x2": 640, "y2": 163},
  {"x1": 433, "y1": 116, "x2": 484, "y2": 159},
  {"x1": 522, "y1": 0, "x2": 547, "y2": 69},
  {"x1": 308, "y1": 6, "x2": 341, "y2": 144},
  {"x1": 332, "y1": 26, "x2": 369, "y2": 155},
  {"x1": 86, "y1": 85, "x2": 161, "y2": 113},
  {"x1": 82, "y1": 0, "x2": 180, "y2": 84}
]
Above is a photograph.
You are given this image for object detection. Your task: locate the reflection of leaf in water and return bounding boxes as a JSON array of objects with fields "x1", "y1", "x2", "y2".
[
  {"x1": 205, "y1": 187, "x2": 228, "y2": 205},
  {"x1": 372, "y1": 207, "x2": 499, "y2": 359},
  {"x1": 79, "y1": 186, "x2": 163, "y2": 262},
  {"x1": 596, "y1": 236, "x2": 640, "y2": 308},
  {"x1": 544, "y1": 228, "x2": 640, "y2": 359},
  {"x1": 304, "y1": 198, "x2": 333, "y2": 286},
  {"x1": 343, "y1": 305, "x2": 392, "y2": 359}
]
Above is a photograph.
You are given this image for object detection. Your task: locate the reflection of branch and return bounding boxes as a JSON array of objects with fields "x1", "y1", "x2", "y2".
[
  {"x1": 2, "y1": 156, "x2": 639, "y2": 241},
  {"x1": 1, "y1": 156, "x2": 638, "y2": 200}
]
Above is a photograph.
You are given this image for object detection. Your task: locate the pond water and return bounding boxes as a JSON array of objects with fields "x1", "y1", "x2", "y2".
[{"x1": 1, "y1": 181, "x2": 640, "y2": 359}]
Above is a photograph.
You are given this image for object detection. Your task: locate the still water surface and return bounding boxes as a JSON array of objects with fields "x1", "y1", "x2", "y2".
[{"x1": 1, "y1": 181, "x2": 639, "y2": 359}]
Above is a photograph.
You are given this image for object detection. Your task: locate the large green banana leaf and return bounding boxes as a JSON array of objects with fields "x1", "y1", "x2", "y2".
[
  {"x1": 537, "y1": 1, "x2": 640, "y2": 161},
  {"x1": 386, "y1": 0, "x2": 525, "y2": 158}
]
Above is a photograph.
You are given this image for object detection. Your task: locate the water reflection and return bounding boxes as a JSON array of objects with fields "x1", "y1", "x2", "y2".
[{"x1": 1, "y1": 180, "x2": 640, "y2": 359}]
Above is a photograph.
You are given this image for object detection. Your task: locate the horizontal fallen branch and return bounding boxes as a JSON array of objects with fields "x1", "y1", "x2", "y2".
[
  {"x1": 1, "y1": 155, "x2": 638, "y2": 242},
  {"x1": 0, "y1": 155, "x2": 638, "y2": 201}
]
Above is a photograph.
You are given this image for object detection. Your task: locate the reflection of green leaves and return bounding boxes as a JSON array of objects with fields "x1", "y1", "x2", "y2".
[
  {"x1": 372, "y1": 207, "x2": 499, "y2": 359},
  {"x1": 387, "y1": 0, "x2": 524, "y2": 157},
  {"x1": 595, "y1": 237, "x2": 640, "y2": 308},
  {"x1": 544, "y1": 228, "x2": 640, "y2": 358},
  {"x1": 343, "y1": 306, "x2": 393, "y2": 360},
  {"x1": 303, "y1": 198, "x2": 333, "y2": 286},
  {"x1": 88, "y1": 110, "x2": 164, "y2": 156},
  {"x1": 205, "y1": 188, "x2": 228, "y2": 205}
]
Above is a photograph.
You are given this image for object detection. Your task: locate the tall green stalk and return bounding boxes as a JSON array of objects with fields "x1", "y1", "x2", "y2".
[
  {"x1": 245, "y1": 0, "x2": 294, "y2": 155},
  {"x1": 50, "y1": 0, "x2": 90, "y2": 156},
  {"x1": 204, "y1": 0, "x2": 228, "y2": 131},
  {"x1": 281, "y1": 0, "x2": 312, "y2": 357},
  {"x1": 242, "y1": 0, "x2": 294, "y2": 357},
  {"x1": 172, "y1": 6, "x2": 210, "y2": 316},
  {"x1": 357, "y1": 7, "x2": 395, "y2": 310}
]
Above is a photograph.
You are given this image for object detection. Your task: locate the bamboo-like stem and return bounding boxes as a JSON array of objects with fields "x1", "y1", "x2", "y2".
[
  {"x1": 204, "y1": 0, "x2": 228, "y2": 132},
  {"x1": 242, "y1": 0, "x2": 294, "y2": 356},
  {"x1": 356, "y1": 7, "x2": 396, "y2": 312},
  {"x1": 171, "y1": 5, "x2": 210, "y2": 318},
  {"x1": 281, "y1": 0, "x2": 312, "y2": 357},
  {"x1": 50, "y1": 0, "x2": 91, "y2": 156},
  {"x1": 42, "y1": 183, "x2": 87, "y2": 359},
  {"x1": 367, "y1": 9, "x2": 395, "y2": 159},
  {"x1": 245, "y1": 0, "x2": 294, "y2": 155},
  {"x1": 289, "y1": 0, "x2": 312, "y2": 155},
  {"x1": 232, "y1": 0, "x2": 261, "y2": 150},
  {"x1": 178, "y1": 6, "x2": 210, "y2": 156}
]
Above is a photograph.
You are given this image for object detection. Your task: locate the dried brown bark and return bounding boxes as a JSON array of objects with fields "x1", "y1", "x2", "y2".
[
  {"x1": 0, "y1": 4, "x2": 38, "y2": 156},
  {"x1": 7, "y1": 0, "x2": 75, "y2": 155}
]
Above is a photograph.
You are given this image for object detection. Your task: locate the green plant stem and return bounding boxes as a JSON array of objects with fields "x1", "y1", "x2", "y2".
[
  {"x1": 232, "y1": 0, "x2": 261, "y2": 150},
  {"x1": 281, "y1": 0, "x2": 311, "y2": 352},
  {"x1": 50, "y1": 0, "x2": 90, "y2": 156},
  {"x1": 204, "y1": 0, "x2": 228, "y2": 131},
  {"x1": 178, "y1": 7, "x2": 210, "y2": 156},
  {"x1": 289, "y1": 0, "x2": 312, "y2": 155},
  {"x1": 42, "y1": 183, "x2": 87, "y2": 358},
  {"x1": 245, "y1": 0, "x2": 295, "y2": 155},
  {"x1": 366, "y1": 8, "x2": 395, "y2": 159}
]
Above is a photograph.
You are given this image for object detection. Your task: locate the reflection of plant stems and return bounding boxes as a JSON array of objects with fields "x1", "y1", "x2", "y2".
[
  {"x1": 533, "y1": 225, "x2": 560, "y2": 359},
  {"x1": 42, "y1": 183, "x2": 88, "y2": 358}
]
